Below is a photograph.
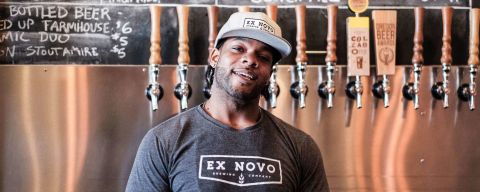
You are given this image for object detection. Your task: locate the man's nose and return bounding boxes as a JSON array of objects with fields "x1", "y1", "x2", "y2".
[{"x1": 241, "y1": 53, "x2": 258, "y2": 68}]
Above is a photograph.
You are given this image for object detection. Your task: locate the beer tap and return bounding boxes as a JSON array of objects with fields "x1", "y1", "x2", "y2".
[
  {"x1": 174, "y1": 5, "x2": 192, "y2": 111},
  {"x1": 261, "y1": 4, "x2": 280, "y2": 108},
  {"x1": 346, "y1": 13, "x2": 370, "y2": 109},
  {"x1": 372, "y1": 75, "x2": 391, "y2": 107},
  {"x1": 203, "y1": 5, "x2": 219, "y2": 99},
  {"x1": 346, "y1": 76, "x2": 363, "y2": 108},
  {"x1": 318, "y1": 5, "x2": 338, "y2": 108},
  {"x1": 290, "y1": 5, "x2": 308, "y2": 109},
  {"x1": 372, "y1": 10, "x2": 397, "y2": 108},
  {"x1": 145, "y1": 5, "x2": 164, "y2": 111},
  {"x1": 431, "y1": 7, "x2": 453, "y2": 108},
  {"x1": 403, "y1": 7, "x2": 424, "y2": 109},
  {"x1": 457, "y1": 8, "x2": 479, "y2": 110}
]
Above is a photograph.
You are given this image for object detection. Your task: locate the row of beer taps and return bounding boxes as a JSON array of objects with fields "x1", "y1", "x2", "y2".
[
  {"x1": 402, "y1": 7, "x2": 479, "y2": 110},
  {"x1": 145, "y1": 5, "x2": 480, "y2": 112}
]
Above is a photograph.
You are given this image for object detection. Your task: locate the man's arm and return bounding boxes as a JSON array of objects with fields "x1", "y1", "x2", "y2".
[
  {"x1": 298, "y1": 136, "x2": 330, "y2": 192},
  {"x1": 126, "y1": 130, "x2": 171, "y2": 192}
]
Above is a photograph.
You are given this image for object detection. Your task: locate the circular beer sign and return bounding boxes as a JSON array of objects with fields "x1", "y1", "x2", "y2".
[{"x1": 348, "y1": 0, "x2": 369, "y2": 14}]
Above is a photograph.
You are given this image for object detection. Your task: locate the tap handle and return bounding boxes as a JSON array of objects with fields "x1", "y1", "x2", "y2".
[
  {"x1": 327, "y1": 93, "x2": 333, "y2": 108},
  {"x1": 151, "y1": 95, "x2": 159, "y2": 110},
  {"x1": 181, "y1": 90, "x2": 188, "y2": 111},
  {"x1": 178, "y1": 64, "x2": 188, "y2": 82},
  {"x1": 264, "y1": 80, "x2": 280, "y2": 108},
  {"x1": 271, "y1": 94, "x2": 277, "y2": 108},
  {"x1": 238, "y1": 6, "x2": 250, "y2": 12},
  {"x1": 266, "y1": 4, "x2": 278, "y2": 22},
  {"x1": 207, "y1": 5, "x2": 219, "y2": 53},
  {"x1": 326, "y1": 5, "x2": 338, "y2": 64},
  {"x1": 468, "y1": 9, "x2": 480, "y2": 110},
  {"x1": 174, "y1": 80, "x2": 192, "y2": 111},
  {"x1": 269, "y1": 82, "x2": 279, "y2": 108},
  {"x1": 177, "y1": 5, "x2": 190, "y2": 65},
  {"x1": 147, "y1": 83, "x2": 162, "y2": 111},
  {"x1": 412, "y1": 7, "x2": 424, "y2": 65},
  {"x1": 325, "y1": 5, "x2": 338, "y2": 108},
  {"x1": 411, "y1": 7, "x2": 424, "y2": 109},
  {"x1": 149, "y1": 5, "x2": 162, "y2": 65},
  {"x1": 147, "y1": 6, "x2": 163, "y2": 111},
  {"x1": 265, "y1": 4, "x2": 283, "y2": 109},
  {"x1": 298, "y1": 63, "x2": 307, "y2": 109},
  {"x1": 356, "y1": 76, "x2": 363, "y2": 109},
  {"x1": 470, "y1": 95, "x2": 476, "y2": 110},
  {"x1": 299, "y1": 91, "x2": 306, "y2": 108},
  {"x1": 146, "y1": 65, "x2": 163, "y2": 111},
  {"x1": 295, "y1": 4, "x2": 307, "y2": 63},
  {"x1": 469, "y1": 9, "x2": 480, "y2": 66},
  {"x1": 441, "y1": 7, "x2": 453, "y2": 65},
  {"x1": 345, "y1": 79, "x2": 362, "y2": 108},
  {"x1": 413, "y1": 72, "x2": 420, "y2": 109},
  {"x1": 383, "y1": 76, "x2": 390, "y2": 108},
  {"x1": 432, "y1": 6, "x2": 453, "y2": 109}
]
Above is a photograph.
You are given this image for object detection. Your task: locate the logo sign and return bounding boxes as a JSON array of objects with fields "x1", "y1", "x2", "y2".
[
  {"x1": 243, "y1": 18, "x2": 275, "y2": 34},
  {"x1": 373, "y1": 10, "x2": 397, "y2": 75},
  {"x1": 348, "y1": 0, "x2": 369, "y2": 14},
  {"x1": 347, "y1": 17, "x2": 370, "y2": 76},
  {"x1": 198, "y1": 155, "x2": 282, "y2": 186}
]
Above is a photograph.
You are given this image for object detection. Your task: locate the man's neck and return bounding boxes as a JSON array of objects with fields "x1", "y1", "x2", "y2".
[{"x1": 203, "y1": 95, "x2": 262, "y2": 130}]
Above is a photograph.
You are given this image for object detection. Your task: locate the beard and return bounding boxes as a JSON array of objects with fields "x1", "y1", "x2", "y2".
[{"x1": 213, "y1": 65, "x2": 266, "y2": 103}]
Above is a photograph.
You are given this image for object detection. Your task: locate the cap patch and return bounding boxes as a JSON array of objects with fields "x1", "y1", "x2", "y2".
[{"x1": 243, "y1": 18, "x2": 275, "y2": 34}]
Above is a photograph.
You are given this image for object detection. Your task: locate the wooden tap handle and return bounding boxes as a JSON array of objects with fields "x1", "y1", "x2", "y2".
[
  {"x1": 238, "y1": 6, "x2": 250, "y2": 12},
  {"x1": 177, "y1": 5, "x2": 190, "y2": 65},
  {"x1": 441, "y1": 6, "x2": 453, "y2": 64},
  {"x1": 266, "y1": 4, "x2": 278, "y2": 22},
  {"x1": 295, "y1": 5, "x2": 307, "y2": 63},
  {"x1": 468, "y1": 8, "x2": 480, "y2": 66},
  {"x1": 325, "y1": 5, "x2": 338, "y2": 64},
  {"x1": 208, "y1": 6, "x2": 219, "y2": 53},
  {"x1": 412, "y1": 7, "x2": 424, "y2": 65},
  {"x1": 149, "y1": 6, "x2": 162, "y2": 65}
]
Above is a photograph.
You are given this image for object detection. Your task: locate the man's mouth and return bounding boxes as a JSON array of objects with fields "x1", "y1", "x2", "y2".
[{"x1": 232, "y1": 70, "x2": 257, "y2": 81}]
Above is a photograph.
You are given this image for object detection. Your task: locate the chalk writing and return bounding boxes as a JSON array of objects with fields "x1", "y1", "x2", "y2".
[{"x1": 1, "y1": 4, "x2": 136, "y2": 63}]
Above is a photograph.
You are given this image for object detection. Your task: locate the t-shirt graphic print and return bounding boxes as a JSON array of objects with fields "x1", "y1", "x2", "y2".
[{"x1": 199, "y1": 155, "x2": 282, "y2": 186}]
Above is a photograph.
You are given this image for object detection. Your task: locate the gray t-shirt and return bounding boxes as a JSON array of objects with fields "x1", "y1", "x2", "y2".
[{"x1": 126, "y1": 105, "x2": 329, "y2": 192}]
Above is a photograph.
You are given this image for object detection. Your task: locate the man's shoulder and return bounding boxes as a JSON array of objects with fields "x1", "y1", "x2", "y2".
[
  {"x1": 263, "y1": 110, "x2": 311, "y2": 140},
  {"x1": 149, "y1": 105, "x2": 201, "y2": 138}
]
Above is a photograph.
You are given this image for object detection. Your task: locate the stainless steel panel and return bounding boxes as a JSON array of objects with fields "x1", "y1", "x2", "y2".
[{"x1": 1, "y1": 65, "x2": 480, "y2": 191}]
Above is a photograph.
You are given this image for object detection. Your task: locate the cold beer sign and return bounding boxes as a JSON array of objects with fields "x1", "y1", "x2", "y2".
[{"x1": 373, "y1": 10, "x2": 397, "y2": 75}]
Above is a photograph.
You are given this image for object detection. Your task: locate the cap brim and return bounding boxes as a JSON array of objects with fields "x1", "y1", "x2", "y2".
[{"x1": 219, "y1": 29, "x2": 291, "y2": 58}]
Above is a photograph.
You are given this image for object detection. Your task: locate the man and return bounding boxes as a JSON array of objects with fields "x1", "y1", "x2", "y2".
[{"x1": 126, "y1": 11, "x2": 329, "y2": 192}]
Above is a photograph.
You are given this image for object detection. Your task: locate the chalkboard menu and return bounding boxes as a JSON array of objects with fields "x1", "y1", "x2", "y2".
[
  {"x1": 0, "y1": 4, "x2": 149, "y2": 64},
  {"x1": 0, "y1": 0, "x2": 476, "y2": 65},
  {"x1": 473, "y1": 0, "x2": 480, "y2": 8}
]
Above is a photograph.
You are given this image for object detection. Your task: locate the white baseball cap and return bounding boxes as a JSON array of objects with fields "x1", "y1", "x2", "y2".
[{"x1": 215, "y1": 12, "x2": 292, "y2": 59}]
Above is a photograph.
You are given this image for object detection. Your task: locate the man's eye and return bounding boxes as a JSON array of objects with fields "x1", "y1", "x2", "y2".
[
  {"x1": 259, "y1": 55, "x2": 272, "y2": 62},
  {"x1": 232, "y1": 46, "x2": 243, "y2": 52}
]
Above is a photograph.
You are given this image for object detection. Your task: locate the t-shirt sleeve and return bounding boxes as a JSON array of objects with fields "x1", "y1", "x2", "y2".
[
  {"x1": 298, "y1": 136, "x2": 330, "y2": 192},
  {"x1": 125, "y1": 130, "x2": 171, "y2": 192}
]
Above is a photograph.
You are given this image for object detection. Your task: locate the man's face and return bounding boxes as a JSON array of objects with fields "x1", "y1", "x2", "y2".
[{"x1": 209, "y1": 37, "x2": 274, "y2": 101}]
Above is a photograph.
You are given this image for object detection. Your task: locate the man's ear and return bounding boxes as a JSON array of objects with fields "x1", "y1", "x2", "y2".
[{"x1": 208, "y1": 48, "x2": 220, "y2": 67}]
